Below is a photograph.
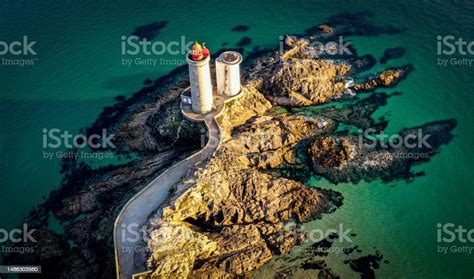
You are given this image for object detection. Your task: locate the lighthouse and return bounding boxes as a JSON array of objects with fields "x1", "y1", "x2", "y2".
[
  {"x1": 186, "y1": 41, "x2": 213, "y2": 114},
  {"x1": 216, "y1": 51, "x2": 243, "y2": 97}
]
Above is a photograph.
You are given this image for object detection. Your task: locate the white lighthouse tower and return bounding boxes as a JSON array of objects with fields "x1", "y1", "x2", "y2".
[
  {"x1": 186, "y1": 42, "x2": 213, "y2": 114},
  {"x1": 216, "y1": 51, "x2": 243, "y2": 97}
]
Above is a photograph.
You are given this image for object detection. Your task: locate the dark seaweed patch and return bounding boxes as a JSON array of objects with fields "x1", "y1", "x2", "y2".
[
  {"x1": 380, "y1": 47, "x2": 406, "y2": 64},
  {"x1": 132, "y1": 20, "x2": 168, "y2": 40},
  {"x1": 236, "y1": 36, "x2": 252, "y2": 47},
  {"x1": 344, "y1": 251, "x2": 385, "y2": 279},
  {"x1": 232, "y1": 25, "x2": 250, "y2": 32}
]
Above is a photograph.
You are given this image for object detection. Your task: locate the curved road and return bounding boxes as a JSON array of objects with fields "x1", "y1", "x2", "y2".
[{"x1": 114, "y1": 115, "x2": 220, "y2": 279}]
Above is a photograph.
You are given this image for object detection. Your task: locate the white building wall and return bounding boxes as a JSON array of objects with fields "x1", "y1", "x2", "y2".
[
  {"x1": 187, "y1": 55, "x2": 213, "y2": 114},
  {"x1": 216, "y1": 51, "x2": 242, "y2": 97},
  {"x1": 216, "y1": 61, "x2": 225, "y2": 95}
]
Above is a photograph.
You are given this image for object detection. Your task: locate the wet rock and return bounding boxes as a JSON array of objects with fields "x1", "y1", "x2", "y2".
[
  {"x1": 115, "y1": 87, "x2": 203, "y2": 152},
  {"x1": 309, "y1": 136, "x2": 356, "y2": 172},
  {"x1": 353, "y1": 66, "x2": 412, "y2": 92},
  {"x1": 4, "y1": 229, "x2": 96, "y2": 279},
  {"x1": 311, "y1": 92, "x2": 394, "y2": 130},
  {"x1": 308, "y1": 120, "x2": 457, "y2": 184},
  {"x1": 319, "y1": 24, "x2": 334, "y2": 34}
]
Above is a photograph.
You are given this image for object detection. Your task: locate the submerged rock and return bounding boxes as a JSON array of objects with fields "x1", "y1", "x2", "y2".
[
  {"x1": 5, "y1": 229, "x2": 97, "y2": 278},
  {"x1": 308, "y1": 120, "x2": 457, "y2": 184},
  {"x1": 380, "y1": 47, "x2": 405, "y2": 64},
  {"x1": 344, "y1": 251, "x2": 384, "y2": 279}
]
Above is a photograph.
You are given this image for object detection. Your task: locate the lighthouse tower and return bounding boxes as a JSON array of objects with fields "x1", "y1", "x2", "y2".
[
  {"x1": 216, "y1": 51, "x2": 243, "y2": 97},
  {"x1": 186, "y1": 42, "x2": 213, "y2": 114}
]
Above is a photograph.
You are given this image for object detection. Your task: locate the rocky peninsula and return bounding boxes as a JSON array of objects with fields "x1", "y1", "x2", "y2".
[
  {"x1": 138, "y1": 36, "x2": 454, "y2": 278},
  {"x1": 5, "y1": 15, "x2": 457, "y2": 279}
]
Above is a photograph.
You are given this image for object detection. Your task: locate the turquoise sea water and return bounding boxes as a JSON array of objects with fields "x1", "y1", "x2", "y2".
[{"x1": 1, "y1": 0, "x2": 473, "y2": 277}]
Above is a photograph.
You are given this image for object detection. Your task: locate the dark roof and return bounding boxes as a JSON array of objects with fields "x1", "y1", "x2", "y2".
[{"x1": 218, "y1": 51, "x2": 242, "y2": 65}]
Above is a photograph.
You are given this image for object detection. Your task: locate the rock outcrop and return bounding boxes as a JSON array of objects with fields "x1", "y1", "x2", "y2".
[
  {"x1": 143, "y1": 36, "x2": 425, "y2": 278},
  {"x1": 144, "y1": 84, "x2": 341, "y2": 278},
  {"x1": 308, "y1": 136, "x2": 356, "y2": 172},
  {"x1": 246, "y1": 38, "x2": 351, "y2": 107},
  {"x1": 115, "y1": 86, "x2": 203, "y2": 152},
  {"x1": 262, "y1": 58, "x2": 350, "y2": 106},
  {"x1": 216, "y1": 83, "x2": 273, "y2": 139},
  {"x1": 319, "y1": 24, "x2": 335, "y2": 34},
  {"x1": 352, "y1": 66, "x2": 411, "y2": 92},
  {"x1": 308, "y1": 120, "x2": 457, "y2": 184}
]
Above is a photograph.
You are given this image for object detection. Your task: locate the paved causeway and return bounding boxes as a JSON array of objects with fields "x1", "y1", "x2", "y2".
[{"x1": 114, "y1": 90, "x2": 225, "y2": 279}]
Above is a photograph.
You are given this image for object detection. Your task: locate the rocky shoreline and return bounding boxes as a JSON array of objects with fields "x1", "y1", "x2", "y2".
[
  {"x1": 140, "y1": 35, "x2": 456, "y2": 278},
  {"x1": 5, "y1": 14, "x2": 457, "y2": 279}
]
